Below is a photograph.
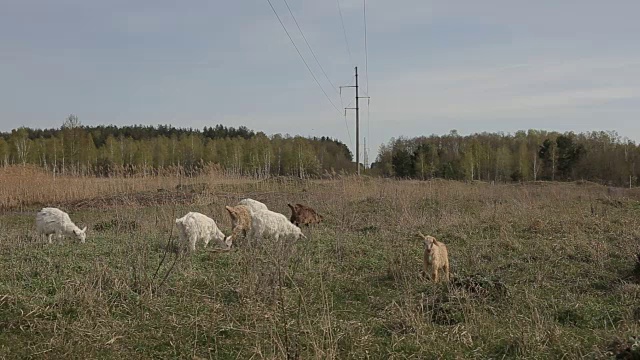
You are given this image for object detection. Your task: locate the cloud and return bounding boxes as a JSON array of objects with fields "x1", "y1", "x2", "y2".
[
  {"x1": 365, "y1": 56, "x2": 640, "y2": 153},
  {"x1": 2, "y1": 0, "x2": 640, "y2": 162},
  {"x1": 376, "y1": 57, "x2": 640, "y2": 116}
]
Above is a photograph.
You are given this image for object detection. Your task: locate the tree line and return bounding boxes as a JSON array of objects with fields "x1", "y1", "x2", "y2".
[
  {"x1": 0, "y1": 115, "x2": 353, "y2": 178},
  {"x1": 373, "y1": 130, "x2": 639, "y2": 187}
]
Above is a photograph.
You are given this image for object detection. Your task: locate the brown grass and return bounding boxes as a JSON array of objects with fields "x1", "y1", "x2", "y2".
[
  {"x1": 1, "y1": 173, "x2": 640, "y2": 358},
  {"x1": 0, "y1": 165, "x2": 285, "y2": 211}
]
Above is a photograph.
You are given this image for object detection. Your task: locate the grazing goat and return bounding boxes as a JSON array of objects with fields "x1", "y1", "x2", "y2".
[
  {"x1": 419, "y1": 232, "x2": 450, "y2": 283},
  {"x1": 36, "y1": 207, "x2": 87, "y2": 244},
  {"x1": 175, "y1": 212, "x2": 230, "y2": 252},
  {"x1": 249, "y1": 209, "x2": 306, "y2": 243},
  {"x1": 238, "y1": 198, "x2": 268, "y2": 213},
  {"x1": 287, "y1": 203, "x2": 323, "y2": 227},
  {"x1": 224, "y1": 205, "x2": 252, "y2": 245}
]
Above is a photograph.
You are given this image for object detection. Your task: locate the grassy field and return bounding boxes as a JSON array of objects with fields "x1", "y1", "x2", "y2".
[{"x1": 1, "y1": 169, "x2": 640, "y2": 359}]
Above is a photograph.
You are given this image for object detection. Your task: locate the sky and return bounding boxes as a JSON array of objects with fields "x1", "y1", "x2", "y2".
[{"x1": 1, "y1": 0, "x2": 640, "y2": 163}]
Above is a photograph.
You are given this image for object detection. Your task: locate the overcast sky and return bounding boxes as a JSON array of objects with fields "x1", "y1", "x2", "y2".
[{"x1": 1, "y1": 0, "x2": 639, "y2": 162}]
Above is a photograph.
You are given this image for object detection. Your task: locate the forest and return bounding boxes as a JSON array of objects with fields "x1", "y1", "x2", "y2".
[
  {"x1": 373, "y1": 129, "x2": 639, "y2": 186},
  {"x1": 2, "y1": 115, "x2": 639, "y2": 186},
  {"x1": 0, "y1": 115, "x2": 353, "y2": 178}
]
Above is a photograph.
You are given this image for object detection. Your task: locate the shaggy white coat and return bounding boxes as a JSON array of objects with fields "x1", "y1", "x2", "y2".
[
  {"x1": 175, "y1": 212, "x2": 230, "y2": 252},
  {"x1": 248, "y1": 209, "x2": 306, "y2": 243},
  {"x1": 238, "y1": 198, "x2": 268, "y2": 213},
  {"x1": 36, "y1": 207, "x2": 87, "y2": 244}
]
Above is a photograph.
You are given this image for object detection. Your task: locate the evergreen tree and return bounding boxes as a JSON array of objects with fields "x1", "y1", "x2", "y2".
[
  {"x1": 556, "y1": 134, "x2": 585, "y2": 179},
  {"x1": 392, "y1": 148, "x2": 414, "y2": 178}
]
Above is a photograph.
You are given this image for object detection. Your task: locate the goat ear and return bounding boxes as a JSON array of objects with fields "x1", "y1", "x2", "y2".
[
  {"x1": 225, "y1": 206, "x2": 234, "y2": 213},
  {"x1": 287, "y1": 203, "x2": 294, "y2": 209},
  {"x1": 81, "y1": 226, "x2": 87, "y2": 233},
  {"x1": 417, "y1": 232, "x2": 427, "y2": 239}
]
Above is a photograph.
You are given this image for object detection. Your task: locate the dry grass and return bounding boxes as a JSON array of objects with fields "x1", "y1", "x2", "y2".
[
  {"x1": 0, "y1": 165, "x2": 289, "y2": 211},
  {"x1": 1, "y1": 173, "x2": 640, "y2": 358}
]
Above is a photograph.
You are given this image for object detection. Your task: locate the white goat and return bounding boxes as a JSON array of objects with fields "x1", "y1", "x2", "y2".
[
  {"x1": 36, "y1": 207, "x2": 87, "y2": 244},
  {"x1": 175, "y1": 212, "x2": 231, "y2": 252},
  {"x1": 248, "y1": 209, "x2": 306, "y2": 243},
  {"x1": 238, "y1": 198, "x2": 268, "y2": 213}
]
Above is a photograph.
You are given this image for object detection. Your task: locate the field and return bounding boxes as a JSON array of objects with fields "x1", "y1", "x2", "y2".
[{"x1": 1, "y1": 167, "x2": 640, "y2": 359}]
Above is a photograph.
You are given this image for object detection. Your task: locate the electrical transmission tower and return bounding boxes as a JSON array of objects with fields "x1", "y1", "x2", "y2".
[
  {"x1": 341, "y1": 66, "x2": 369, "y2": 175},
  {"x1": 364, "y1": 137, "x2": 369, "y2": 169}
]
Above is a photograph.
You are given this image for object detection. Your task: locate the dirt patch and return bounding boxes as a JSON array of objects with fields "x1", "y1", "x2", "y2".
[
  {"x1": 65, "y1": 190, "x2": 198, "y2": 210},
  {"x1": 606, "y1": 337, "x2": 640, "y2": 359},
  {"x1": 61, "y1": 188, "x2": 300, "y2": 211},
  {"x1": 93, "y1": 218, "x2": 139, "y2": 232},
  {"x1": 175, "y1": 183, "x2": 210, "y2": 193},
  {"x1": 451, "y1": 274, "x2": 509, "y2": 301}
]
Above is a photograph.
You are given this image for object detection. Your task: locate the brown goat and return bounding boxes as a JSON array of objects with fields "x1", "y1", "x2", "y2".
[
  {"x1": 419, "y1": 232, "x2": 450, "y2": 283},
  {"x1": 287, "y1": 203, "x2": 323, "y2": 227},
  {"x1": 224, "y1": 205, "x2": 252, "y2": 245}
]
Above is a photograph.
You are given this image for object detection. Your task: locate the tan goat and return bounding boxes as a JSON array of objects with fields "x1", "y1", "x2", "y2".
[
  {"x1": 224, "y1": 205, "x2": 252, "y2": 245},
  {"x1": 419, "y1": 232, "x2": 450, "y2": 283}
]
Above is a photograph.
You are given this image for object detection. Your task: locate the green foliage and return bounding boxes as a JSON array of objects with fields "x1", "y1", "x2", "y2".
[
  {"x1": 392, "y1": 148, "x2": 414, "y2": 178},
  {"x1": 556, "y1": 134, "x2": 585, "y2": 179},
  {"x1": 377, "y1": 129, "x2": 640, "y2": 186},
  {"x1": 0, "y1": 121, "x2": 353, "y2": 177}
]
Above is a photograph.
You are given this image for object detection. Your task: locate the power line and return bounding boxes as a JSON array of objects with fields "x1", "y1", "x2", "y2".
[
  {"x1": 338, "y1": 87, "x2": 353, "y2": 148},
  {"x1": 343, "y1": 115, "x2": 354, "y2": 148},
  {"x1": 363, "y1": 0, "x2": 370, "y2": 95},
  {"x1": 366, "y1": 97, "x2": 370, "y2": 167},
  {"x1": 265, "y1": 0, "x2": 342, "y2": 115},
  {"x1": 336, "y1": 0, "x2": 354, "y2": 66},
  {"x1": 363, "y1": 0, "x2": 371, "y2": 165},
  {"x1": 280, "y1": 0, "x2": 354, "y2": 150},
  {"x1": 281, "y1": 0, "x2": 340, "y2": 94},
  {"x1": 341, "y1": 75, "x2": 355, "y2": 107},
  {"x1": 265, "y1": 0, "x2": 354, "y2": 152}
]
